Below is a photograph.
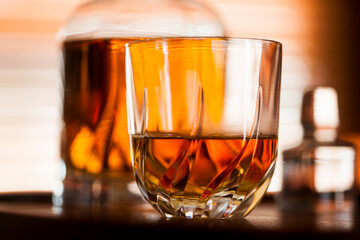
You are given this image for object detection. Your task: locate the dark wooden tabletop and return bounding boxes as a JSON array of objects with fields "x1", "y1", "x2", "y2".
[{"x1": 0, "y1": 192, "x2": 359, "y2": 240}]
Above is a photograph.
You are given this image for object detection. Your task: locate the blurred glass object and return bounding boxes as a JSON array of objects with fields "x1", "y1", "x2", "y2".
[
  {"x1": 58, "y1": 0, "x2": 224, "y2": 40},
  {"x1": 54, "y1": 0, "x2": 225, "y2": 209},
  {"x1": 277, "y1": 86, "x2": 356, "y2": 213}
]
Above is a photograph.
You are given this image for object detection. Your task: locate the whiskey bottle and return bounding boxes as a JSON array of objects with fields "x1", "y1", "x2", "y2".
[
  {"x1": 278, "y1": 86, "x2": 356, "y2": 213},
  {"x1": 54, "y1": 0, "x2": 225, "y2": 209}
]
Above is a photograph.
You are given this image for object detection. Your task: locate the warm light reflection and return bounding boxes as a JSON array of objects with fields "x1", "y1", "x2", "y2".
[
  {"x1": 314, "y1": 146, "x2": 355, "y2": 193},
  {"x1": 314, "y1": 87, "x2": 339, "y2": 129},
  {"x1": 223, "y1": 41, "x2": 261, "y2": 134},
  {"x1": 0, "y1": 0, "x2": 322, "y2": 192},
  {"x1": 208, "y1": 0, "x2": 316, "y2": 192}
]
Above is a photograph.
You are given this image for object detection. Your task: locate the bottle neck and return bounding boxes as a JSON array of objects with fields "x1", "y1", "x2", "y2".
[{"x1": 303, "y1": 126, "x2": 338, "y2": 142}]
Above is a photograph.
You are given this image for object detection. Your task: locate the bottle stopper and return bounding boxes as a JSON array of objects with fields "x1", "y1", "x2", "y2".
[{"x1": 301, "y1": 86, "x2": 339, "y2": 140}]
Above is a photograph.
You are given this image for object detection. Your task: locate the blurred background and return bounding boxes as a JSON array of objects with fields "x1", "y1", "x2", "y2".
[{"x1": 0, "y1": 0, "x2": 359, "y2": 193}]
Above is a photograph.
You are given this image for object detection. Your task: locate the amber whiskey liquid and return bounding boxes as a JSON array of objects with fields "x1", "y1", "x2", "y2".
[
  {"x1": 58, "y1": 38, "x2": 143, "y2": 207},
  {"x1": 62, "y1": 38, "x2": 139, "y2": 176},
  {"x1": 131, "y1": 134, "x2": 277, "y2": 217}
]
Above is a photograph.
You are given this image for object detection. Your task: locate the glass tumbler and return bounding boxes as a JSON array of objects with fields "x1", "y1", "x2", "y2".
[{"x1": 125, "y1": 37, "x2": 282, "y2": 219}]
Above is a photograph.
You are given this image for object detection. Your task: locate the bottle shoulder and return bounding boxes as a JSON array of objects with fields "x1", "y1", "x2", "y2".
[
  {"x1": 59, "y1": 0, "x2": 225, "y2": 41},
  {"x1": 283, "y1": 138, "x2": 356, "y2": 159}
]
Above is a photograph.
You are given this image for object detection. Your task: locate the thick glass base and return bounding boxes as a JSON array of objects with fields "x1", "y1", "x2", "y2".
[
  {"x1": 52, "y1": 170, "x2": 143, "y2": 210},
  {"x1": 142, "y1": 167, "x2": 275, "y2": 219}
]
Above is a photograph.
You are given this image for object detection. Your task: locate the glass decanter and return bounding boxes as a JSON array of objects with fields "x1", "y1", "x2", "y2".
[
  {"x1": 278, "y1": 86, "x2": 356, "y2": 213},
  {"x1": 54, "y1": 0, "x2": 225, "y2": 209}
]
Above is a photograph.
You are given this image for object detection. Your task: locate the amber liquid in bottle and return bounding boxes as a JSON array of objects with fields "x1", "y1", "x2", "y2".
[
  {"x1": 131, "y1": 134, "x2": 277, "y2": 210},
  {"x1": 62, "y1": 38, "x2": 138, "y2": 178}
]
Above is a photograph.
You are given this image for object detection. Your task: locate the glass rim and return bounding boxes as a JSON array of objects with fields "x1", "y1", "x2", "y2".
[{"x1": 125, "y1": 36, "x2": 282, "y2": 49}]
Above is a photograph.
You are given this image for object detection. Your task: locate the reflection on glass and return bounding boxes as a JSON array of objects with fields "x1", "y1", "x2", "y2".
[{"x1": 314, "y1": 146, "x2": 354, "y2": 194}]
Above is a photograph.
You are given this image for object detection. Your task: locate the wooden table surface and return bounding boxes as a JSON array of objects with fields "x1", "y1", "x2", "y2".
[{"x1": 0, "y1": 192, "x2": 359, "y2": 240}]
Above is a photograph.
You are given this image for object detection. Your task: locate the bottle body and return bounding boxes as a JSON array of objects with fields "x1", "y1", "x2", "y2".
[{"x1": 279, "y1": 138, "x2": 356, "y2": 213}]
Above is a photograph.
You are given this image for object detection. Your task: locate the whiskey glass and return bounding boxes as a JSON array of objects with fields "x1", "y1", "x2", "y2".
[{"x1": 125, "y1": 37, "x2": 282, "y2": 219}]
